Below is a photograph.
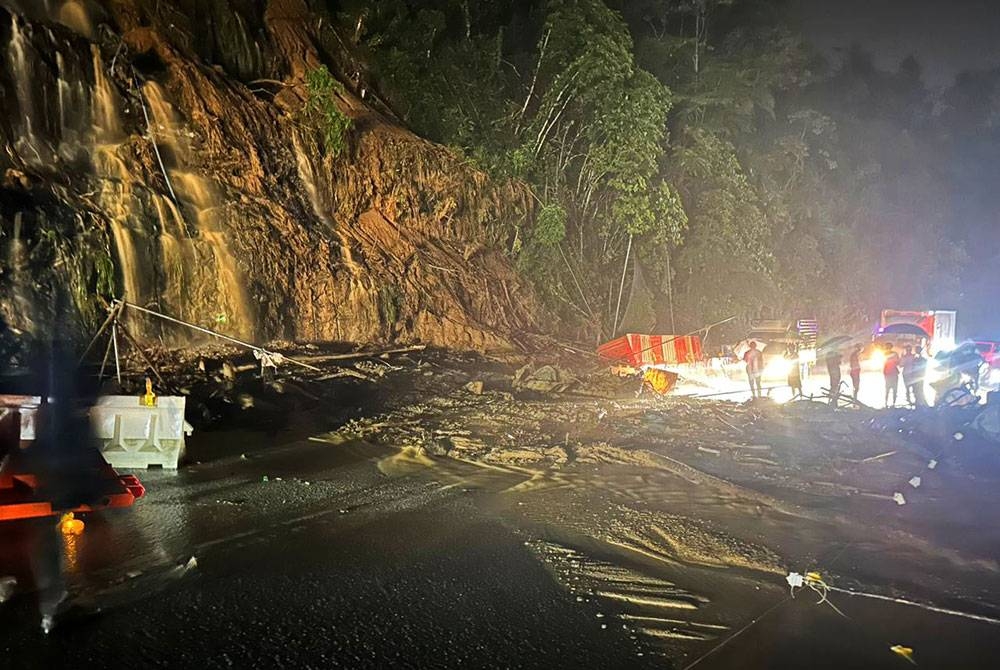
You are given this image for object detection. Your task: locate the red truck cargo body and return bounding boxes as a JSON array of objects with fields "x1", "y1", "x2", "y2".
[{"x1": 597, "y1": 334, "x2": 704, "y2": 368}]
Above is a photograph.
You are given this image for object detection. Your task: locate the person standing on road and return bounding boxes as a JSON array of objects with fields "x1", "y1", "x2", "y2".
[
  {"x1": 883, "y1": 343, "x2": 900, "y2": 407},
  {"x1": 743, "y1": 341, "x2": 763, "y2": 399},
  {"x1": 787, "y1": 346, "x2": 802, "y2": 399},
  {"x1": 826, "y1": 348, "x2": 843, "y2": 406},
  {"x1": 910, "y1": 346, "x2": 928, "y2": 407},
  {"x1": 849, "y1": 344, "x2": 863, "y2": 402},
  {"x1": 900, "y1": 345, "x2": 917, "y2": 406}
]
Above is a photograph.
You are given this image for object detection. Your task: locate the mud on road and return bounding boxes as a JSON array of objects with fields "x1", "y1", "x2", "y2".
[
  {"x1": 3, "y1": 349, "x2": 1000, "y2": 668},
  {"x1": 331, "y1": 353, "x2": 1000, "y2": 667}
]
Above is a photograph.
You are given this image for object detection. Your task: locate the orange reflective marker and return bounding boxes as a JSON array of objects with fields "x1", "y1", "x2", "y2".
[
  {"x1": 643, "y1": 368, "x2": 678, "y2": 395},
  {"x1": 890, "y1": 645, "x2": 916, "y2": 665},
  {"x1": 58, "y1": 512, "x2": 85, "y2": 535},
  {"x1": 141, "y1": 377, "x2": 157, "y2": 407}
]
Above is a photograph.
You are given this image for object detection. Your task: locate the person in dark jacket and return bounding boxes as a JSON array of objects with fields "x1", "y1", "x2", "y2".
[
  {"x1": 883, "y1": 343, "x2": 900, "y2": 407},
  {"x1": 910, "y1": 346, "x2": 928, "y2": 407},
  {"x1": 787, "y1": 346, "x2": 802, "y2": 399},
  {"x1": 826, "y1": 348, "x2": 842, "y2": 406},
  {"x1": 900, "y1": 345, "x2": 918, "y2": 405}
]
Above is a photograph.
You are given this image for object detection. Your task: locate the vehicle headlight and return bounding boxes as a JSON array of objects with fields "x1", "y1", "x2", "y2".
[
  {"x1": 765, "y1": 358, "x2": 792, "y2": 377},
  {"x1": 868, "y1": 349, "x2": 886, "y2": 369},
  {"x1": 935, "y1": 338, "x2": 956, "y2": 354},
  {"x1": 926, "y1": 361, "x2": 945, "y2": 383}
]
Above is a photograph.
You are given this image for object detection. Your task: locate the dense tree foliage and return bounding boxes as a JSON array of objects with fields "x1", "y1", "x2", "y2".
[{"x1": 326, "y1": 0, "x2": 977, "y2": 343}]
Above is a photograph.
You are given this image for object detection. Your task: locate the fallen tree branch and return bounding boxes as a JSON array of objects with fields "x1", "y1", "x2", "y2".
[{"x1": 297, "y1": 345, "x2": 427, "y2": 364}]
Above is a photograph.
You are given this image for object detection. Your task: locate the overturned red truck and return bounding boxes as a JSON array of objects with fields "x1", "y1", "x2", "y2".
[
  {"x1": 597, "y1": 333, "x2": 704, "y2": 394},
  {"x1": 597, "y1": 333, "x2": 704, "y2": 368}
]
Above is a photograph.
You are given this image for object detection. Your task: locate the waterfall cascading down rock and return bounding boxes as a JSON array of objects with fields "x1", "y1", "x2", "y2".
[
  {"x1": 0, "y1": 0, "x2": 538, "y2": 351},
  {"x1": 1, "y1": 2, "x2": 256, "y2": 342},
  {"x1": 139, "y1": 81, "x2": 254, "y2": 341},
  {"x1": 6, "y1": 213, "x2": 30, "y2": 322},
  {"x1": 7, "y1": 13, "x2": 44, "y2": 166}
]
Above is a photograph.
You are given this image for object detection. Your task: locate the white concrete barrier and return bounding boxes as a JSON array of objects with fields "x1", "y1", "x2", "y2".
[
  {"x1": 4, "y1": 396, "x2": 41, "y2": 440},
  {"x1": 90, "y1": 396, "x2": 192, "y2": 469}
]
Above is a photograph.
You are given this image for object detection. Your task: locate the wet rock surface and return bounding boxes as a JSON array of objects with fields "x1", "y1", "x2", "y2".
[{"x1": 0, "y1": 0, "x2": 539, "y2": 349}]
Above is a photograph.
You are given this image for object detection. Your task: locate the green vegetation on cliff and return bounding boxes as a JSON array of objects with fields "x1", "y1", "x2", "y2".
[{"x1": 304, "y1": 66, "x2": 353, "y2": 156}]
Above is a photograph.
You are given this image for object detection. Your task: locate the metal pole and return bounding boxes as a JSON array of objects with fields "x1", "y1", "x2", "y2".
[
  {"x1": 676, "y1": 384, "x2": 785, "y2": 399},
  {"x1": 117, "y1": 321, "x2": 166, "y2": 386},
  {"x1": 114, "y1": 300, "x2": 321, "y2": 372},
  {"x1": 111, "y1": 321, "x2": 122, "y2": 385},
  {"x1": 666, "y1": 249, "x2": 676, "y2": 334},
  {"x1": 79, "y1": 301, "x2": 123, "y2": 363},
  {"x1": 98, "y1": 327, "x2": 114, "y2": 381},
  {"x1": 613, "y1": 234, "x2": 632, "y2": 334}
]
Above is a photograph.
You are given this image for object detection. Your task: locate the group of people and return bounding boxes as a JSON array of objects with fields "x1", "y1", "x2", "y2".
[
  {"x1": 741, "y1": 339, "x2": 932, "y2": 407},
  {"x1": 875, "y1": 342, "x2": 929, "y2": 407},
  {"x1": 841, "y1": 342, "x2": 929, "y2": 407}
]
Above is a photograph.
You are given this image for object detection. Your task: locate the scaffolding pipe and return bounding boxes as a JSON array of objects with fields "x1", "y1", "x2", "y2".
[
  {"x1": 613, "y1": 234, "x2": 633, "y2": 334},
  {"x1": 113, "y1": 300, "x2": 320, "y2": 372},
  {"x1": 111, "y1": 321, "x2": 122, "y2": 384}
]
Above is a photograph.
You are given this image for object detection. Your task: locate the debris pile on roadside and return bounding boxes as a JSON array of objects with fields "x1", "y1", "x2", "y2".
[
  {"x1": 84, "y1": 336, "x2": 1000, "y2": 481},
  {"x1": 325, "y1": 358, "x2": 1000, "y2": 520}
]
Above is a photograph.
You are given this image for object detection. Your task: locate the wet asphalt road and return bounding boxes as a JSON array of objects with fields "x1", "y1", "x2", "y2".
[
  {"x1": 4, "y1": 414, "x2": 1000, "y2": 668},
  {"x1": 0, "y1": 438, "x2": 656, "y2": 669}
]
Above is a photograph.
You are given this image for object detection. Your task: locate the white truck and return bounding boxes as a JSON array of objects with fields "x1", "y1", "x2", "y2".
[{"x1": 877, "y1": 309, "x2": 957, "y2": 355}]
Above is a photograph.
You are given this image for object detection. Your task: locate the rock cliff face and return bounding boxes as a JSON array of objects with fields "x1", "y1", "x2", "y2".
[{"x1": 0, "y1": 0, "x2": 539, "y2": 350}]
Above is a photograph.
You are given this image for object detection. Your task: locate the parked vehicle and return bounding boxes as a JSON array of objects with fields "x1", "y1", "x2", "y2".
[
  {"x1": 878, "y1": 309, "x2": 957, "y2": 355},
  {"x1": 973, "y1": 341, "x2": 1000, "y2": 368},
  {"x1": 926, "y1": 342, "x2": 987, "y2": 403}
]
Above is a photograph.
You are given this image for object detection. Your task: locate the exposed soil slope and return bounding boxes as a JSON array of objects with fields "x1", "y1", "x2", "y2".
[{"x1": 0, "y1": 0, "x2": 538, "y2": 350}]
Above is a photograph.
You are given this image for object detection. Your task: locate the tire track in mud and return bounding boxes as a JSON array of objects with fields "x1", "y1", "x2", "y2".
[
  {"x1": 378, "y1": 444, "x2": 787, "y2": 575},
  {"x1": 374, "y1": 448, "x2": 788, "y2": 663},
  {"x1": 351, "y1": 388, "x2": 1000, "y2": 666},
  {"x1": 395, "y1": 439, "x2": 998, "y2": 592},
  {"x1": 409, "y1": 441, "x2": 803, "y2": 515},
  {"x1": 373, "y1": 427, "x2": 998, "y2": 646},
  {"x1": 526, "y1": 539, "x2": 730, "y2": 658}
]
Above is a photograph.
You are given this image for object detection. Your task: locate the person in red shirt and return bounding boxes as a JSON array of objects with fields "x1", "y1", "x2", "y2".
[
  {"x1": 743, "y1": 341, "x2": 764, "y2": 398},
  {"x1": 883, "y1": 343, "x2": 900, "y2": 407}
]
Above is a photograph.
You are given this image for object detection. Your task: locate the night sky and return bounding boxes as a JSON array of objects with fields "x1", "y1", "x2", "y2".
[
  {"x1": 792, "y1": 0, "x2": 1000, "y2": 337},
  {"x1": 790, "y1": 0, "x2": 1000, "y2": 85}
]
